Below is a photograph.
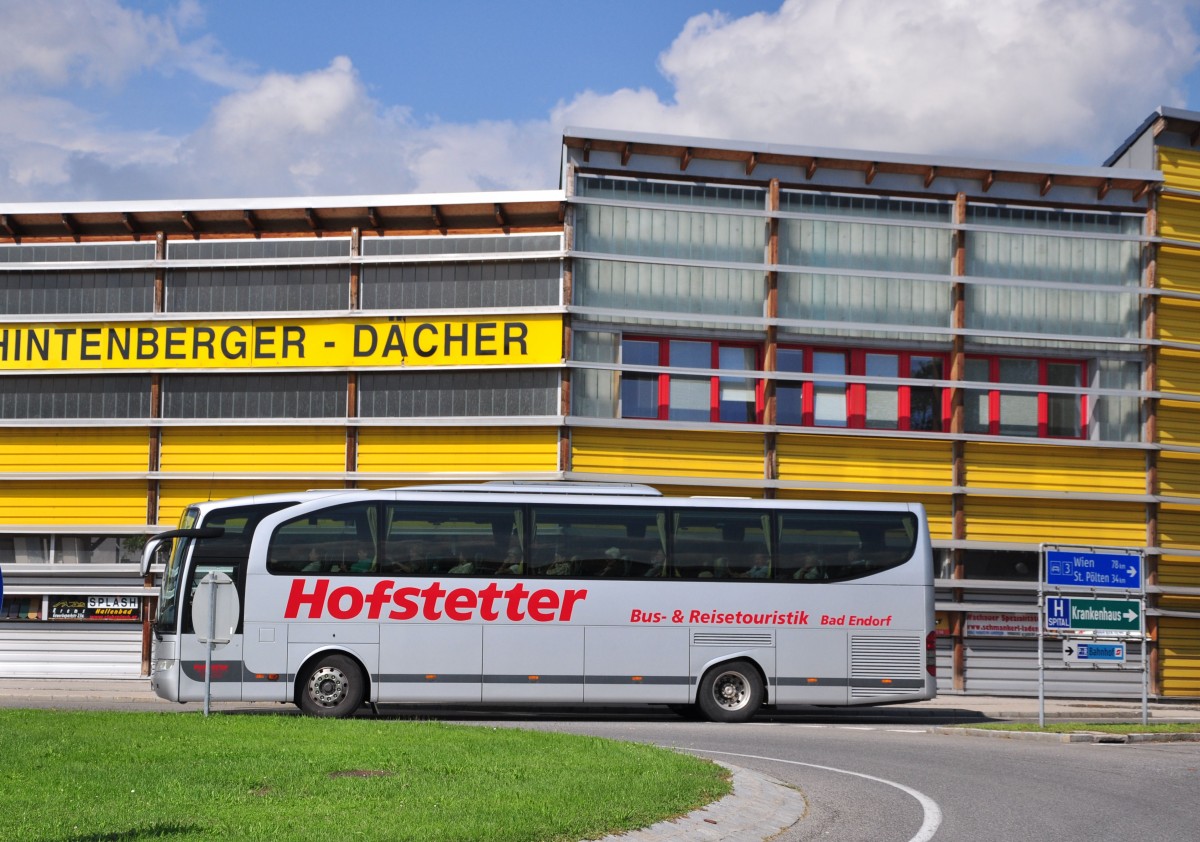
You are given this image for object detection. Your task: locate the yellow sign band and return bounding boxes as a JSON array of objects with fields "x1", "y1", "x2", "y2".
[{"x1": 0, "y1": 314, "x2": 563, "y2": 372}]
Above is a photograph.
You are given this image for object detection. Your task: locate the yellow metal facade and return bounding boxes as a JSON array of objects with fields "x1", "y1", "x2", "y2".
[{"x1": 357, "y1": 427, "x2": 560, "y2": 475}]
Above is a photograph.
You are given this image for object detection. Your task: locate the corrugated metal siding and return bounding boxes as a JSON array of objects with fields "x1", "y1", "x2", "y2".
[
  {"x1": 0, "y1": 270, "x2": 154, "y2": 314},
  {"x1": 776, "y1": 488, "x2": 953, "y2": 541},
  {"x1": 1158, "y1": 503, "x2": 1200, "y2": 550},
  {"x1": 1159, "y1": 146, "x2": 1200, "y2": 192},
  {"x1": 1158, "y1": 452, "x2": 1200, "y2": 499},
  {"x1": 1159, "y1": 194, "x2": 1200, "y2": 242},
  {"x1": 156, "y1": 480, "x2": 343, "y2": 526},
  {"x1": 159, "y1": 427, "x2": 347, "y2": 473},
  {"x1": 1157, "y1": 297, "x2": 1200, "y2": 347},
  {"x1": 1157, "y1": 400, "x2": 1200, "y2": 448},
  {"x1": 0, "y1": 626, "x2": 143, "y2": 678},
  {"x1": 0, "y1": 428, "x2": 149, "y2": 472},
  {"x1": 571, "y1": 428, "x2": 763, "y2": 479},
  {"x1": 961, "y1": 637, "x2": 1146, "y2": 697},
  {"x1": 0, "y1": 481, "x2": 148, "y2": 525},
  {"x1": 965, "y1": 443, "x2": 1145, "y2": 494},
  {"x1": 1155, "y1": 348, "x2": 1200, "y2": 395},
  {"x1": 166, "y1": 265, "x2": 349, "y2": 311},
  {"x1": 777, "y1": 435, "x2": 951, "y2": 487},
  {"x1": 1159, "y1": 617, "x2": 1200, "y2": 697},
  {"x1": 965, "y1": 497, "x2": 1144, "y2": 545},
  {"x1": 1159, "y1": 555, "x2": 1200, "y2": 589},
  {"x1": 357, "y1": 427, "x2": 559, "y2": 474},
  {"x1": 1157, "y1": 246, "x2": 1200, "y2": 295}
]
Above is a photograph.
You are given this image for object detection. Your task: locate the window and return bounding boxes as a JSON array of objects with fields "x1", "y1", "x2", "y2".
[
  {"x1": 777, "y1": 347, "x2": 946, "y2": 431},
  {"x1": 965, "y1": 355, "x2": 1086, "y2": 439},
  {"x1": 620, "y1": 337, "x2": 761, "y2": 423}
]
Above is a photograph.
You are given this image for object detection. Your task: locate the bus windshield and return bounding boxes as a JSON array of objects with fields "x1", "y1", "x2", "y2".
[{"x1": 155, "y1": 507, "x2": 198, "y2": 632}]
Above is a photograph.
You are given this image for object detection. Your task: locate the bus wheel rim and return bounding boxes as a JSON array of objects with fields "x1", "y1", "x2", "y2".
[
  {"x1": 712, "y1": 670, "x2": 749, "y2": 711},
  {"x1": 308, "y1": 666, "x2": 349, "y2": 707}
]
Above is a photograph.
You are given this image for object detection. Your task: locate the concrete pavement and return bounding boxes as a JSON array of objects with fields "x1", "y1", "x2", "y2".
[{"x1": 2, "y1": 678, "x2": 1198, "y2": 841}]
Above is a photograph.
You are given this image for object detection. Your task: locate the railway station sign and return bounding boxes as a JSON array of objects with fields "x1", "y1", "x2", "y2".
[
  {"x1": 1063, "y1": 641, "x2": 1126, "y2": 663},
  {"x1": 1045, "y1": 596, "x2": 1141, "y2": 634},
  {"x1": 1045, "y1": 549, "x2": 1141, "y2": 590}
]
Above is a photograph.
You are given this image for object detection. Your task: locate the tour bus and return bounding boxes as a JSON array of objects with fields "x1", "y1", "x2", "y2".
[{"x1": 145, "y1": 482, "x2": 936, "y2": 721}]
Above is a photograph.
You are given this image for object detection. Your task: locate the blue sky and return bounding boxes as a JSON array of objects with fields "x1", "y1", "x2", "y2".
[{"x1": 3, "y1": 0, "x2": 1200, "y2": 202}]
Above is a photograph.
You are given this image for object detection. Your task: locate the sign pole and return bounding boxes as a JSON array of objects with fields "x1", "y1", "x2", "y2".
[{"x1": 1038, "y1": 545, "x2": 1046, "y2": 728}]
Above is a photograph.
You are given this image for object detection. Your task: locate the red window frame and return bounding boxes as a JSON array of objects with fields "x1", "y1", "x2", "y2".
[
  {"x1": 777, "y1": 346, "x2": 950, "y2": 432},
  {"x1": 965, "y1": 355, "x2": 1088, "y2": 439},
  {"x1": 621, "y1": 336, "x2": 764, "y2": 424}
]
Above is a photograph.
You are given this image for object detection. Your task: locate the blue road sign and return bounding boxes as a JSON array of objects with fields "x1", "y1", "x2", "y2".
[
  {"x1": 1046, "y1": 549, "x2": 1141, "y2": 590},
  {"x1": 1063, "y1": 641, "x2": 1126, "y2": 663}
]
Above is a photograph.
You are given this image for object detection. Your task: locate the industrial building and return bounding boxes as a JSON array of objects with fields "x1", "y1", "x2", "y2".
[{"x1": 1, "y1": 113, "x2": 1198, "y2": 699}]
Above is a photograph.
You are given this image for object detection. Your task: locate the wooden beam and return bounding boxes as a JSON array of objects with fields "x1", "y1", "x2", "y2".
[
  {"x1": 243, "y1": 210, "x2": 259, "y2": 232},
  {"x1": 494, "y1": 203, "x2": 509, "y2": 227},
  {"x1": 1039, "y1": 175, "x2": 1053, "y2": 196},
  {"x1": 680, "y1": 147, "x2": 693, "y2": 171},
  {"x1": 924, "y1": 167, "x2": 937, "y2": 188},
  {"x1": 61, "y1": 213, "x2": 79, "y2": 240},
  {"x1": 180, "y1": 211, "x2": 195, "y2": 234},
  {"x1": 981, "y1": 171, "x2": 995, "y2": 192},
  {"x1": 621, "y1": 142, "x2": 633, "y2": 166},
  {"x1": 1098, "y1": 179, "x2": 1112, "y2": 200},
  {"x1": 582, "y1": 140, "x2": 591, "y2": 162},
  {"x1": 806, "y1": 158, "x2": 819, "y2": 180},
  {"x1": 745, "y1": 152, "x2": 758, "y2": 176},
  {"x1": 557, "y1": 201, "x2": 567, "y2": 224},
  {"x1": 367, "y1": 207, "x2": 381, "y2": 229},
  {"x1": 865, "y1": 162, "x2": 878, "y2": 185},
  {"x1": 1134, "y1": 181, "x2": 1152, "y2": 202},
  {"x1": 304, "y1": 208, "x2": 320, "y2": 231},
  {"x1": 121, "y1": 213, "x2": 138, "y2": 235},
  {"x1": 0, "y1": 214, "x2": 18, "y2": 241},
  {"x1": 431, "y1": 204, "x2": 445, "y2": 229}
]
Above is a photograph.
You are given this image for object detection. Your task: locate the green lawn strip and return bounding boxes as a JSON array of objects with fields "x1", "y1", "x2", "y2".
[
  {"x1": 957, "y1": 721, "x2": 1199, "y2": 734},
  {"x1": 0, "y1": 709, "x2": 729, "y2": 842}
]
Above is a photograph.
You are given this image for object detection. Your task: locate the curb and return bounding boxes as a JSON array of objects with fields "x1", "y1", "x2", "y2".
[{"x1": 932, "y1": 726, "x2": 1200, "y2": 743}]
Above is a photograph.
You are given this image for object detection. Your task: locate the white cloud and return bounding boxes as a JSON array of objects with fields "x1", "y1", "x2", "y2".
[{"x1": 1, "y1": 0, "x2": 1198, "y2": 202}]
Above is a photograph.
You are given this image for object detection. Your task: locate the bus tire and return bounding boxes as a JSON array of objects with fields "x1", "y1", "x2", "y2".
[
  {"x1": 297, "y1": 653, "x2": 365, "y2": 718},
  {"x1": 697, "y1": 660, "x2": 763, "y2": 723}
]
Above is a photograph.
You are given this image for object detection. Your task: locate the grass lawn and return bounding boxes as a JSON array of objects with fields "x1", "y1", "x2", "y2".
[
  {"x1": 960, "y1": 721, "x2": 1199, "y2": 734},
  {"x1": 0, "y1": 710, "x2": 729, "y2": 842}
]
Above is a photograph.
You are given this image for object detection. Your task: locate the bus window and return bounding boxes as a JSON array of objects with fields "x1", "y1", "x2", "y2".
[
  {"x1": 268, "y1": 502, "x2": 379, "y2": 575},
  {"x1": 777, "y1": 510, "x2": 917, "y2": 581},
  {"x1": 672, "y1": 509, "x2": 770, "y2": 579},
  {"x1": 530, "y1": 505, "x2": 666, "y2": 578},
  {"x1": 381, "y1": 504, "x2": 521, "y2": 576}
]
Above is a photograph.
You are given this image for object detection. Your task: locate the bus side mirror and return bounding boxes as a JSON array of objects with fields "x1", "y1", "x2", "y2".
[{"x1": 139, "y1": 527, "x2": 226, "y2": 577}]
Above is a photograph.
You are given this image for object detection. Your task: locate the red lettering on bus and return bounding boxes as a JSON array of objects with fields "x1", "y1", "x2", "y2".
[{"x1": 288, "y1": 579, "x2": 589, "y2": 623}]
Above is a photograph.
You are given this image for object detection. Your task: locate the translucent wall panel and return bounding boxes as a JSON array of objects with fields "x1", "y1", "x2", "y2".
[
  {"x1": 1093, "y1": 358, "x2": 1141, "y2": 443},
  {"x1": 363, "y1": 260, "x2": 559, "y2": 309},
  {"x1": 0, "y1": 374, "x2": 151, "y2": 419},
  {"x1": 168, "y1": 238, "x2": 348, "y2": 261},
  {"x1": 167, "y1": 266, "x2": 348, "y2": 311},
  {"x1": 777, "y1": 272, "x2": 949, "y2": 340},
  {"x1": 363, "y1": 234, "x2": 560, "y2": 257},
  {"x1": 162, "y1": 374, "x2": 346, "y2": 418},
  {"x1": 964, "y1": 285, "x2": 1139, "y2": 343},
  {"x1": 574, "y1": 259, "x2": 763, "y2": 317},
  {"x1": 0, "y1": 270, "x2": 154, "y2": 314},
  {"x1": 576, "y1": 176, "x2": 765, "y2": 211},
  {"x1": 574, "y1": 204, "x2": 765, "y2": 264},
  {"x1": 359, "y1": 370, "x2": 557, "y2": 418}
]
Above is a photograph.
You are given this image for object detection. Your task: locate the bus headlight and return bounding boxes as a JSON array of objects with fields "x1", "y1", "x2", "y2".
[{"x1": 155, "y1": 659, "x2": 174, "y2": 672}]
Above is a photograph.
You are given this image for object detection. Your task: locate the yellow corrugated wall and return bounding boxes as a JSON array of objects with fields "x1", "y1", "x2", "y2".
[
  {"x1": 1158, "y1": 246, "x2": 1200, "y2": 295},
  {"x1": 965, "y1": 497, "x2": 1144, "y2": 545},
  {"x1": 1159, "y1": 194, "x2": 1200, "y2": 243},
  {"x1": 1158, "y1": 503, "x2": 1200, "y2": 550},
  {"x1": 777, "y1": 435, "x2": 952, "y2": 488},
  {"x1": 358, "y1": 426, "x2": 559, "y2": 474},
  {"x1": 159, "y1": 426, "x2": 347, "y2": 473},
  {"x1": 776, "y1": 488, "x2": 953, "y2": 542},
  {"x1": 156, "y1": 480, "x2": 345, "y2": 526},
  {"x1": 571, "y1": 428, "x2": 763, "y2": 479},
  {"x1": 1159, "y1": 556, "x2": 1200, "y2": 590},
  {"x1": 965, "y1": 443, "x2": 1145, "y2": 494},
  {"x1": 0, "y1": 481, "x2": 148, "y2": 525},
  {"x1": 0, "y1": 428, "x2": 149, "y2": 473},
  {"x1": 1159, "y1": 617, "x2": 1200, "y2": 696},
  {"x1": 1160, "y1": 146, "x2": 1200, "y2": 192},
  {"x1": 1157, "y1": 348, "x2": 1200, "y2": 395},
  {"x1": 1157, "y1": 297, "x2": 1200, "y2": 348},
  {"x1": 1158, "y1": 452, "x2": 1200, "y2": 499},
  {"x1": 1158, "y1": 400, "x2": 1200, "y2": 448}
]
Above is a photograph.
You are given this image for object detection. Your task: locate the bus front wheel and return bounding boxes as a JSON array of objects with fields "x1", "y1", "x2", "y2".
[
  {"x1": 297, "y1": 654, "x2": 365, "y2": 718},
  {"x1": 697, "y1": 660, "x2": 763, "y2": 723}
]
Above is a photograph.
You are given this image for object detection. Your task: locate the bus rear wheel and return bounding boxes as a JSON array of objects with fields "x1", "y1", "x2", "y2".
[
  {"x1": 297, "y1": 654, "x2": 365, "y2": 718},
  {"x1": 697, "y1": 660, "x2": 763, "y2": 723}
]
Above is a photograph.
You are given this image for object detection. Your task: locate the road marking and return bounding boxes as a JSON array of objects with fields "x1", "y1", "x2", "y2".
[
  {"x1": 838, "y1": 725, "x2": 876, "y2": 730},
  {"x1": 690, "y1": 748, "x2": 943, "y2": 842}
]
